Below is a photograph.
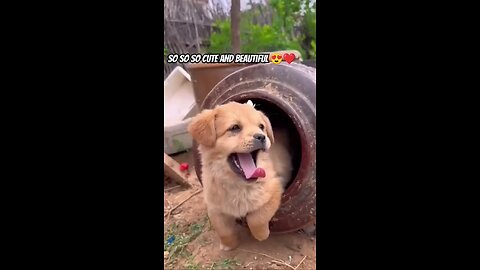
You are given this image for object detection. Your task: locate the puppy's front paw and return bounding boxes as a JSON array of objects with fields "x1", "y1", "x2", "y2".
[
  {"x1": 251, "y1": 227, "x2": 270, "y2": 241},
  {"x1": 218, "y1": 235, "x2": 239, "y2": 251},
  {"x1": 219, "y1": 242, "x2": 234, "y2": 251}
]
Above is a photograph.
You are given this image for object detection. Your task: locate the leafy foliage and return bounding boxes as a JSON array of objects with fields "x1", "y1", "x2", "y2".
[
  {"x1": 208, "y1": 20, "x2": 231, "y2": 53},
  {"x1": 208, "y1": 0, "x2": 316, "y2": 59}
]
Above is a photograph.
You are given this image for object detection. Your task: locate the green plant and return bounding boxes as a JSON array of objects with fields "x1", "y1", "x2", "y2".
[
  {"x1": 208, "y1": 0, "x2": 315, "y2": 59},
  {"x1": 301, "y1": 0, "x2": 316, "y2": 58},
  {"x1": 164, "y1": 220, "x2": 206, "y2": 266},
  {"x1": 210, "y1": 258, "x2": 241, "y2": 270},
  {"x1": 207, "y1": 20, "x2": 232, "y2": 53},
  {"x1": 185, "y1": 255, "x2": 201, "y2": 270},
  {"x1": 310, "y1": 40, "x2": 316, "y2": 58}
]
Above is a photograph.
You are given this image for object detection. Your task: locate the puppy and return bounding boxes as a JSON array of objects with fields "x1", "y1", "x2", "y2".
[{"x1": 188, "y1": 101, "x2": 292, "y2": 251}]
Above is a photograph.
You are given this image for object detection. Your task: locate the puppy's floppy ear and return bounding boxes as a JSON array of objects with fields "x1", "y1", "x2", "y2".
[
  {"x1": 260, "y1": 111, "x2": 274, "y2": 144},
  {"x1": 188, "y1": 109, "x2": 216, "y2": 147}
]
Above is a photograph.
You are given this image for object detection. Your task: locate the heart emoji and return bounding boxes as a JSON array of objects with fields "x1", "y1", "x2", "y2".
[
  {"x1": 270, "y1": 53, "x2": 283, "y2": 64},
  {"x1": 283, "y1": 53, "x2": 295, "y2": 64}
]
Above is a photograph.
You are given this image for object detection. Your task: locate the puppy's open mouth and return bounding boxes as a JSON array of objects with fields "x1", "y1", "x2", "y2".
[{"x1": 227, "y1": 150, "x2": 266, "y2": 181}]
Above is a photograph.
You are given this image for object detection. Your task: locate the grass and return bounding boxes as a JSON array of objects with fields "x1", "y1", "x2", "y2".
[
  {"x1": 164, "y1": 216, "x2": 242, "y2": 269},
  {"x1": 184, "y1": 257, "x2": 240, "y2": 270},
  {"x1": 164, "y1": 216, "x2": 208, "y2": 267},
  {"x1": 185, "y1": 255, "x2": 202, "y2": 270},
  {"x1": 208, "y1": 258, "x2": 241, "y2": 270},
  {"x1": 197, "y1": 237, "x2": 212, "y2": 246}
]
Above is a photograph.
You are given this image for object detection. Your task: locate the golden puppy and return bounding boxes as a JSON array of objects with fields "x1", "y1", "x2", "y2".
[{"x1": 188, "y1": 101, "x2": 292, "y2": 251}]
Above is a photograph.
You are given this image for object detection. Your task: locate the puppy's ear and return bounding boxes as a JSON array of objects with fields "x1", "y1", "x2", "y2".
[
  {"x1": 260, "y1": 112, "x2": 274, "y2": 144},
  {"x1": 188, "y1": 109, "x2": 216, "y2": 147}
]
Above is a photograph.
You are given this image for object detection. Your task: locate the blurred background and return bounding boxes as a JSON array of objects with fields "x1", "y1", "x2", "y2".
[{"x1": 164, "y1": 0, "x2": 317, "y2": 79}]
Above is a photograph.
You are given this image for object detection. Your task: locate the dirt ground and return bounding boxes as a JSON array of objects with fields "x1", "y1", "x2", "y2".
[{"x1": 164, "y1": 152, "x2": 316, "y2": 270}]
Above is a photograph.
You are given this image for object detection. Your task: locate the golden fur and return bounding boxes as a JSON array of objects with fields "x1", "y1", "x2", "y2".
[{"x1": 188, "y1": 102, "x2": 292, "y2": 250}]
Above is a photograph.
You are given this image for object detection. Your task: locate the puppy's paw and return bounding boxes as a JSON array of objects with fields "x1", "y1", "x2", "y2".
[
  {"x1": 220, "y1": 235, "x2": 239, "y2": 251},
  {"x1": 219, "y1": 243, "x2": 234, "y2": 251},
  {"x1": 251, "y1": 227, "x2": 270, "y2": 241},
  {"x1": 218, "y1": 234, "x2": 239, "y2": 251}
]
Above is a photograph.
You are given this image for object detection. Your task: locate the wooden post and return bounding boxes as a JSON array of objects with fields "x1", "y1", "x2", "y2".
[{"x1": 231, "y1": 0, "x2": 241, "y2": 53}]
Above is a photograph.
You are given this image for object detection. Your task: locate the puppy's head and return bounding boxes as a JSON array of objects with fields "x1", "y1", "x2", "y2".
[{"x1": 187, "y1": 102, "x2": 274, "y2": 180}]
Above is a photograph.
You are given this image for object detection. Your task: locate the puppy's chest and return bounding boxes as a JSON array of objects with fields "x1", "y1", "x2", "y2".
[{"x1": 209, "y1": 180, "x2": 270, "y2": 218}]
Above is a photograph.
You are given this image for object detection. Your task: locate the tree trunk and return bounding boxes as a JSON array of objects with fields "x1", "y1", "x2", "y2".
[{"x1": 231, "y1": 0, "x2": 241, "y2": 53}]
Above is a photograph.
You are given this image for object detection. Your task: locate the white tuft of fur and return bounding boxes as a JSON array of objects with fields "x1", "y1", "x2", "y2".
[{"x1": 246, "y1": 100, "x2": 255, "y2": 107}]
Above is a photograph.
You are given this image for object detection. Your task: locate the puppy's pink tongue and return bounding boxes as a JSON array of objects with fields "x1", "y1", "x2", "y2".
[{"x1": 237, "y1": 153, "x2": 266, "y2": 179}]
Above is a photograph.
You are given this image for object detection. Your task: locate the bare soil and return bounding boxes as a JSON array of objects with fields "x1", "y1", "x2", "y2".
[{"x1": 164, "y1": 151, "x2": 316, "y2": 270}]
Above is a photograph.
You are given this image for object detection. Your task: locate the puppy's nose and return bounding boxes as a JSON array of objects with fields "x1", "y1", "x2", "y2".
[{"x1": 253, "y1": 133, "x2": 266, "y2": 143}]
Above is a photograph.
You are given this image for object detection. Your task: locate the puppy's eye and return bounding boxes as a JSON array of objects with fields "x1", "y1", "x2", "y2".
[
  {"x1": 259, "y1": 124, "x2": 265, "y2": 130},
  {"x1": 228, "y1": 124, "x2": 241, "y2": 132}
]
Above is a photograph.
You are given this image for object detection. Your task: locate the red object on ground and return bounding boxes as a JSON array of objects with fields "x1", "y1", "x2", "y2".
[{"x1": 179, "y1": 162, "x2": 189, "y2": 171}]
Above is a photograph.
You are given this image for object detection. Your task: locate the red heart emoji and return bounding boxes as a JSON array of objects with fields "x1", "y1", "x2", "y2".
[{"x1": 283, "y1": 53, "x2": 295, "y2": 64}]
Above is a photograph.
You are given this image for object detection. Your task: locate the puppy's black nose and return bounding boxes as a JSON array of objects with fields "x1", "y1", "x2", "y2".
[{"x1": 253, "y1": 133, "x2": 266, "y2": 143}]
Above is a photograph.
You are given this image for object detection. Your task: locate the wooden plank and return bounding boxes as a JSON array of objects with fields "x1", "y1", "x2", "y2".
[{"x1": 164, "y1": 153, "x2": 193, "y2": 188}]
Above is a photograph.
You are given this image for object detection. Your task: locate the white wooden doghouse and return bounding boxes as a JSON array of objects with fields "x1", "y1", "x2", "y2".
[{"x1": 164, "y1": 67, "x2": 200, "y2": 187}]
